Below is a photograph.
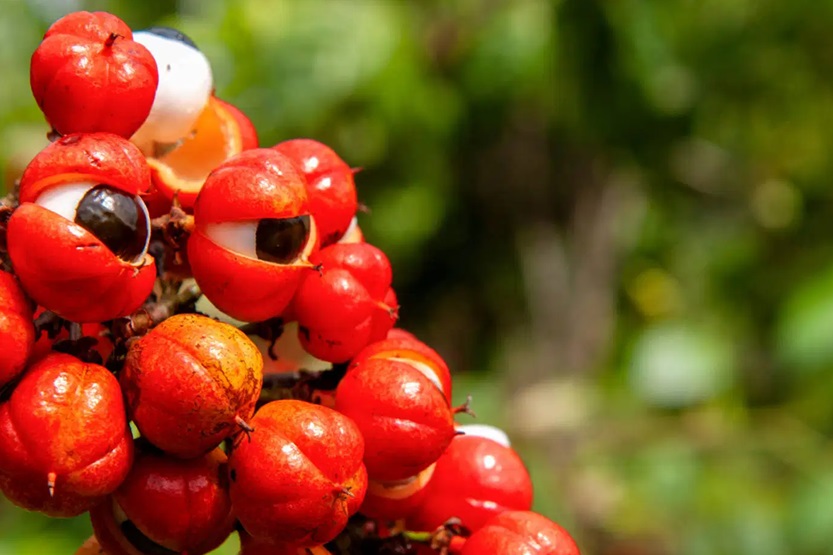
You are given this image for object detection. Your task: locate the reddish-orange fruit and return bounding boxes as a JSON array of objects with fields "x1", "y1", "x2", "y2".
[
  {"x1": 145, "y1": 96, "x2": 259, "y2": 210},
  {"x1": 460, "y1": 511, "x2": 581, "y2": 555},
  {"x1": 0, "y1": 353, "x2": 133, "y2": 517},
  {"x1": 407, "y1": 434, "x2": 533, "y2": 533},
  {"x1": 272, "y1": 139, "x2": 358, "y2": 246},
  {"x1": 351, "y1": 335, "x2": 452, "y2": 403},
  {"x1": 229, "y1": 400, "x2": 367, "y2": 547},
  {"x1": 187, "y1": 149, "x2": 319, "y2": 322},
  {"x1": 239, "y1": 531, "x2": 333, "y2": 555},
  {"x1": 359, "y1": 463, "x2": 436, "y2": 521},
  {"x1": 7, "y1": 133, "x2": 155, "y2": 323},
  {"x1": 90, "y1": 442, "x2": 234, "y2": 555},
  {"x1": 0, "y1": 270, "x2": 34, "y2": 388},
  {"x1": 121, "y1": 314, "x2": 263, "y2": 458},
  {"x1": 30, "y1": 11, "x2": 158, "y2": 137},
  {"x1": 335, "y1": 358, "x2": 456, "y2": 482}
]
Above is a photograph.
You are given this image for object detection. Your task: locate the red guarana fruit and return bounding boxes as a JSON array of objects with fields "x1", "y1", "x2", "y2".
[
  {"x1": 293, "y1": 242, "x2": 397, "y2": 363},
  {"x1": 0, "y1": 353, "x2": 133, "y2": 517},
  {"x1": 90, "y1": 442, "x2": 234, "y2": 555},
  {"x1": 407, "y1": 433, "x2": 533, "y2": 533},
  {"x1": 272, "y1": 139, "x2": 358, "y2": 246},
  {"x1": 229, "y1": 400, "x2": 367, "y2": 547},
  {"x1": 359, "y1": 463, "x2": 437, "y2": 521},
  {"x1": 0, "y1": 270, "x2": 34, "y2": 388},
  {"x1": 120, "y1": 314, "x2": 263, "y2": 458},
  {"x1": 335, "y1": 357, "x2": 456, "y2": 482},
  {"x1": 187, "y1": 149, "x2": 319, "y2": 322},
  {"x1": 460, "y1": 510, "x2": 581, "y2": 555},
  {"x1": 239, "y1": 531, "x2": 333, "y2": 555},
  {"x1": 30, "y1": 11, "x2": 158, "y2": 138},
  {"x1": 7, "y1": 133, "x2": 155, "y2": 323}
]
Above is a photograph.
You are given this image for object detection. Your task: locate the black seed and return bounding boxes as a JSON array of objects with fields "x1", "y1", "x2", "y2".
[
  {"x1": 120, "y1": 520, "x2": 179, "y2": 555},
  {"x1": 74, "y1": 185, "x2": 148, "y2": 262},
  {"x1": 141, "y1": 26, "x2": 199, "y2": 50},
  {"x1": 255, "y1": 215, "x2": 311, "y2": 264},
  {"x1": 230, "y1": 469, "x2": 237, "y2": 482}
]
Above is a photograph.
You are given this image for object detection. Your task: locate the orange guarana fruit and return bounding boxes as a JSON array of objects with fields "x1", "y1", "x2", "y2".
[{"x1": 146, "y1": 96, "x2": 258, "y2": 209}]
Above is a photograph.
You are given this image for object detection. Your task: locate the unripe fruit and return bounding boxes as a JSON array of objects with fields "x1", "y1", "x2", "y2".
[
  {"x1": 0, "y1": 353, "x2": 133, "y2": 517},
  {"x1": 229, "y1": 400, "x2": 367, "y2": 547},
  {"x1": 90, "y1": 441, "x2": 234, "y2": 555},
  {"x1": 7, "y1": 133, "x2": 155, "y2": 323},
  {"x1": 0, "y1": 270, "x2": 34, "y2": 388},
  {"x1": 407, "y1": 433, "x2": 533, "y2": 532},
  {"x1": 188, "y1": 149, "x2": 319, "y2": 322},
  {"x1": 30, "y1": 11, "x2": 158, "y2": 137},
  {"x1": 460, "y1": 511, "x2": 581, "y2": 555},
  {"x1": 272, "y1": 139, "x2": 358, "y2": 246},
  {"x1": 121, "y1": 314, "x2": 263, "y2": 458},
  {"x1": 335, "y1": 358, "x2": 456, "y2": 481}
]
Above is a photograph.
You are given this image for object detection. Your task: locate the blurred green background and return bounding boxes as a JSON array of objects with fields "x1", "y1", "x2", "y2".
[{"x1": 2, "y1": 0, "x2": 833, "y2": 553}]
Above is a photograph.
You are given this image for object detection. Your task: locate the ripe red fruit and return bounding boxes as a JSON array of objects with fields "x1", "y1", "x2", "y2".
[
  {"x1": 121, "y1": 314, "x2": 263, "y2": 458},
  {"x1": 229, "y1": 400, "x2": 367, "y2": 547},
  {"x1": 7, "y1": 133, "x2": 155, "y2": 323},
  {"x1": 293, "y1": 242, "x2": 397, "y2": 362},
  {"x1": 0, "y1": 270, "x2": 34, "y2": 388},
  {"x1": 272, "y1": 139, "x2": 358, "y2": 246},
  {"x1": 352, "y1": 335, "x2": 452, "y2": 402},
  {"x1": 460, "y1": 511, "x2": 580, "y2": 555},
  {"x1": 90, "y1": 442, "x2": 234, "y2": 555},
  {"x1": 407, "y1": 433, "x2": 533, "y2": 533},
  {"x1": 239, "y1": 531, "x2": 333, "y2": 555},
  {"x1": 359, "y1": 463, "x2": 436, "y2": 521},
  {"x1": 187, "y1": 149, "x2": 319, "y2": 322},
  {"x1": 30, "y1": 11, "x2": 158, "y2": 138},
  {"x1": 0, "y1": 353, "x2": 133, "y2": 517},
  {"x1": 335, "y1": 358, "x2": 456, "y2": 481}
]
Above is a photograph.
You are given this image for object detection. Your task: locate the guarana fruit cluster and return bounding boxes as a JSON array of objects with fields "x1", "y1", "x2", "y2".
[{"x1": 0, "y1": 10, "x2": 581, "y2": 555}]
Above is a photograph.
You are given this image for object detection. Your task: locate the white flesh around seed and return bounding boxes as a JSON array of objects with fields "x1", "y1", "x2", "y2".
[
  {"x1": 34, "y1": 181, "x2": 152, "y2": 265},
  {"x1": 388, "y1": 357, "x2": 446, "y2": 397},
  {"x1": 204, "y1": 221, "x2": 259, "y2": 260},
  {"x1": 456, "y1": 424, "x2": 512, "y2": 448},
  {"x1": 130, "y1": 31, "x2": 213, "y2": 149}
]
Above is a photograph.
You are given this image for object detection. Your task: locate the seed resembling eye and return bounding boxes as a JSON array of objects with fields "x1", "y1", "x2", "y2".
[
  {"x1": 204, "y1": 215, "x2": 311, "y2": 265},
  {"x1": 35, "y1": 182, "x2": 151, "y2": 263}
]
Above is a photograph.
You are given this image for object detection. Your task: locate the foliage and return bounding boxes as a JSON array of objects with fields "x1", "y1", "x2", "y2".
[{"x1": 1, "y1": 0, "x2": 832, "y2": 553}]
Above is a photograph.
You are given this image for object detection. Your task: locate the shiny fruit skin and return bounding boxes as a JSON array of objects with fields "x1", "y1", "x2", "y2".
[
  {"x1": 0, "y1": 270, "x2": 34, "y2": 388},
  {"x1": 461, "y1": 511, "x2": 581, "y2": 555},
  {"x1": 188, "y1": 149, "x2": 318, "y2": 322},
  {"x1": 0, "y1": 353, "x2": 133, "y2": 517},
  {"x1": 407, "y1": 434, "x2": 533, "y2": 532},
  {"x1": 229, "y1": 400, "x2": 367, "y2": 547},
  {"x1": 93, "y1": 442, "x2": 234, "y2": 555},
  {"x1": 30, "y1": 11, "x2": 158, "y2": 138},
  {"x1": 359, "y1": 463, "x2": 436, "y2": 521},
  {"x1": 239, "y1": 531, "x2": 333, "y2": 555},
  {"x1": 7, "y1": 133, "x2": 155, "y2": 323},
  {"x1": 272, "y1": 139, "x2": 358, "y2": 246},
  {"x1": 335, "y1": 358, "x2": 456, "y2": 482},
  {"x1": 121, "y1": 314, "x2": 263, "y2": 458}
]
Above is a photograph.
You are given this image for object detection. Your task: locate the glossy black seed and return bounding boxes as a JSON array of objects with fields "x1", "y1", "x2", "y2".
[
  {"x1": 141, "y1": 26, "x2": 199, "y2": 50},
  {"x1": 256, "y1": 215, "x2": 311, "y2": 264},
  {"x1": 75, "y1": 185, "x2": 148, "y2": 262}
]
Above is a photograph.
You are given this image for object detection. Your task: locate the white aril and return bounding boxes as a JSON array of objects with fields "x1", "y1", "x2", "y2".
[{"x1": 130, "y1": 27, "x2": 213, "y2": 151}]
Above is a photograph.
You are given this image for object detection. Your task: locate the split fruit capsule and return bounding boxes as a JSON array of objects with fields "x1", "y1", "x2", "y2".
[
  {"x1": 335, "y1": 356, "x2": 456, "y2": 482},
  {"x1": 406, "y1": 426, "x2": 533, "y2": 533},
  {"x1": 229, "y1": 400, "x2": 367, "y2": 547},
  {"x1": 121, "y1": 313, "x2": 263, "y2": 458},
  {"x1": 461, "y1": 510, "x2": 581, "y2": 555},
  {"x1": 30, "y1": 11, "x2": 158, "y2": 138},
  {"x1": 188, "y1": 149, "x2": 319, "y2": 322},
  {"x1": 90, "y1": 441, "x2": 234, "y2": 555},
  {"x1": 0, "y1": 270, "x2": 34, "y2": 388},
  {"x1": 272, "y1": 139, "x2": 358, "y2": 246},
  {"x1": 7, "y1": 133, "x2": 156, "y2": 323},
  {"x1": 0, "y1": 353, "x2": 133, "y2": 517}
]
